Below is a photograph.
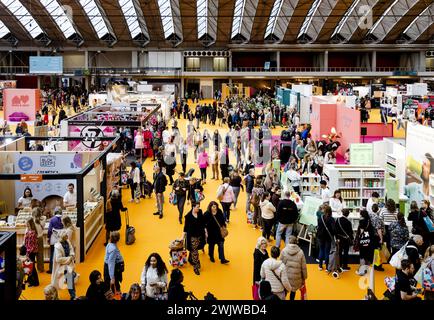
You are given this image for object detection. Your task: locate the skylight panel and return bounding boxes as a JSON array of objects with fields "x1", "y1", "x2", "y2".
[
  {"x1": 231, "y1": 0, "x2": 245, "y2": 38},
  {"x1": 40, "y1": 0, "x2": 75, "y2": 38},
  {"x1": 78, "y1": 0, "x2": 110, "y2": 39},
  {"x1": 158, "y1": 0, "x2": 175, "y2": 38},
  {"x1": 264, "y1": 0, "x2": 283, "y2": 39},
  {"x1": 0, "y1": 0, "x2": 43, "y2": 38},
  {"x1": 118, "y1": 0, "x2": 141, "y2": 38}
]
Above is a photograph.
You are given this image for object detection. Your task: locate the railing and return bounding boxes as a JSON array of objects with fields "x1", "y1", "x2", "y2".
[
  {"x1": 0, "y1": 66, "x2": 30, "y2": 74},
  {"x1": 376, "y1": 67, "x2": 413, "y2": 72}
]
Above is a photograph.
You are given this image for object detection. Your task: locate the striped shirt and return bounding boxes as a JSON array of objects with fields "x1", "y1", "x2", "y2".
[{"x1": 379, "y1": 208, "x2": 398, "y2": 226}]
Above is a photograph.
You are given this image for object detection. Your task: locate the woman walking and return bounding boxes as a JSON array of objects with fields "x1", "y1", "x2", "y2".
[
  {"x1": 104, "y1": 231, "x2": 124, "y2": 293},
  {"x1": 217, "y1": 177, "x2": 236, "y2": 223},
  {"x1": 280, "y1": 236, "x2": 307, "y2": 300},
  {"x1": 173, "y1": 172, "x2": 189, "y2": 224},
  {"x1": 260, "y1": 246, "x2": 291, "y2": 300},
  {"x1": 204, "y1": 201, "x2": 229, "y2": 264},
  {"x1": 183, "y1": 202, "x2": 207, "y2": 275},
  {"x1": 230, "y1": 170, "x2": 244, "y2": 209},
  {"x1": 140, "y1": 253, "x2": 168, "y2": 300},
  {"x1": 51, "y1": 230, "x2": 76, "y2": 299},
  {"x1": 253, "y1": 237, "x2": 269, "y2": 299},
  {"x1": 197, "y1": 148, "x2": 209, "y2": 183}
]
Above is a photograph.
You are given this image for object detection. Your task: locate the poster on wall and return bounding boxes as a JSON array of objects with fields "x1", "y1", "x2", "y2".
[
  {"x1": 350, "y1": 143, "x2": 373, "y2": 165},
  {"x1": 15, "y1": 179, "x2": 75, "y2": 206},
  {"x1": 3, "y1": 89, "x2": 40, "y2": 122},
  {"x1": 405, "y1": 123, "x2": 434, "y2": 202},
  {"x1": 14, "y1": 153, "x2": 82, "y2": 174}
]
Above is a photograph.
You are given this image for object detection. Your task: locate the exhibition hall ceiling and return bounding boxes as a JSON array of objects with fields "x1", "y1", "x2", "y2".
[{"x1": 0, "y1": 0, "x2": 432, "y2": 48}]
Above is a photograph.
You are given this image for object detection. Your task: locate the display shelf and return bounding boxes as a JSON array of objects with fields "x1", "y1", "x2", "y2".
[{"x1": 301, "y1": 174, "x2": 321, "y2": 197}]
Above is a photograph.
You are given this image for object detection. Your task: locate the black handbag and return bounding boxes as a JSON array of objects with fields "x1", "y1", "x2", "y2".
[{"x1": 115, "y1": 261, "x2": 125, "y2": 274}]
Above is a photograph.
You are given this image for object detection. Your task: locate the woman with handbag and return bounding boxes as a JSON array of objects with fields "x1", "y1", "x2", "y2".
[
  {"x1": 280, "y1": 236, "x2": 307, "y2": 300},
  {"x1": 316, "y1": 205, "x2": 335, "y2": 271},
  {"x1": 260, "y1": 246, "x2": 291, "y2": 300},
  {"x1": 51, "y1": 229, "x2": 76, "y2": 299},
  {"x1": 253, "y1": 237, "x2": 269, "y2": 299},
  {"x1": 183, "y1": 202, "x2": 207, "y2": 275},
  {"x1": 104, "y1": 231, "x2": 124, "y2": 293},
  {"x1": 204, "y1": 201, "x2": 229, "y2": 264},
  {"x1": 140, "y1": 253, "x2": 168, "y2": 300}
]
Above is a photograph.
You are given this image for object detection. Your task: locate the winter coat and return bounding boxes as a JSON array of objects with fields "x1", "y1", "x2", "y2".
[
  {"x1": 260, "y1": 199, "x2": 276, "y2": 220},
  {"x1": 51, "y1": 240, "x2": 75, "y2": 290},
  {"x1": 106, "y1": 198, "x2": 126, "y2": 232},
  {"x1": 260, "y1": 258, "x2": 292, "y2": 294},
  {"x1": 280, "y1": 244, "x2": 307, "y2": 291},
  {"x1": 197, "y1": 152, "x2": 209, "y2": 169}
]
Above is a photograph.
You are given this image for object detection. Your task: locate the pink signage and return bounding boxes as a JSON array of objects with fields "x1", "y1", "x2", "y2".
[{"x1": 3, "y1": 89, "x2": 40, "y2": 122}]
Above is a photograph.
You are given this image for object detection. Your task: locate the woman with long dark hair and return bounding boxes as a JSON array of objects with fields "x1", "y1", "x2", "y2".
[
  {"x1": 329, "y1": 190, "x2": 343, "y2": 214},
  {"x1": 204, "y1": 201, "x2": 229, "y2": 264},
  {"x1": 316, "y1": 205, "x2": 335, "y2": 271},
  {"x1": 168, "y1": 269, "x2": 190, "y2": 301},
  {"x1": 183, "y1": 202, "x2": 207, "y2": 275},
  {"x1": 140, "y1": 253, "x2": 168, "y2": 300},
  {"x1": 390, "y1": 213, "x2": 410, "y2": 255}
]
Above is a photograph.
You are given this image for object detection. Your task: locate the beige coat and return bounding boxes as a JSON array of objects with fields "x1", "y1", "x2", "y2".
[
  {"x1": 280, "y1": 244, "x2": 307, "y2": 291},
  {"x1": 260, "y1": 258, "x2": 292, "y2": 294},
  {"x1": 51, "y1": 240, "x2": 75, "y2": 290}
]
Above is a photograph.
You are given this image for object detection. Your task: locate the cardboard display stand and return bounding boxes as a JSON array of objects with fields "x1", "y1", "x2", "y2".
[{"x1": 3, "y1": 89, "x2": 41, "y2": 122}]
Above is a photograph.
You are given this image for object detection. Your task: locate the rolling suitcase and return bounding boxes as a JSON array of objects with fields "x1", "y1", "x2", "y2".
[{"x1": 125, "y1": 209, "x2": 136, "y2": 245}]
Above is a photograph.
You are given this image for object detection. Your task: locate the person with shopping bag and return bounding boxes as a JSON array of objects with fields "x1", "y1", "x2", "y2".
[
  {"x1": 252, "y1": 237, "x2": 269, "y2": 300},
  {"x1": 280, "y1": 236, "x2": 307, "y2": 300}
]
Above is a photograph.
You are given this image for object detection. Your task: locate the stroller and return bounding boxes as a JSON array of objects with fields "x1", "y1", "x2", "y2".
[{"x1": 327, "y1": 238, "x2": 343, "y2": 279}]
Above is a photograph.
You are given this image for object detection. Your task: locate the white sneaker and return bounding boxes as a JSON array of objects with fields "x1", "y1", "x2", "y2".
[
  {"x1": 135, "y1": 199, "x2": 140, "y2": 204},
  {"x1": 129, "y1": 199, "x2": 134, "y2": 203}
]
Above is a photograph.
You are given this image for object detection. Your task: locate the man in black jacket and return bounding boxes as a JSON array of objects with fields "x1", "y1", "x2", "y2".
[
  {"x1": 274, "y1": 191, "x2": 299, "y2": 248},
  {"x1": 244, "y1": 168, "x2": 255, "y2": 215},
  {"x1": 153, "y1": 166, "x2": 167, "y2": 219},
  {"x1": 335, "y1": 209, "x2": 354, "y2": 271}
]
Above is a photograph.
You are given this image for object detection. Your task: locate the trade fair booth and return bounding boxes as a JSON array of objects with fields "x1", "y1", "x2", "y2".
[
  {"x1": 0, "y1": 136, "x2": 121, "y2": 262},
  {"x1": 60, "y1": 103, "x2": 161, "y2": 151}
]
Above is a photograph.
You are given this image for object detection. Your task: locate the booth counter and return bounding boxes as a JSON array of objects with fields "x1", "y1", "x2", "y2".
[{"x1": 0, "y1": 136, "x2": 121, "y2": 262}]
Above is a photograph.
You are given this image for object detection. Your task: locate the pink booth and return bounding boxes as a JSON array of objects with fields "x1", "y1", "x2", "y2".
[
  {"x1": 3, "y1": 89, "x2": 41, "y2": 122},
  {"x1": 310, "y1": 97, "x2": 361, "y2": 156}
]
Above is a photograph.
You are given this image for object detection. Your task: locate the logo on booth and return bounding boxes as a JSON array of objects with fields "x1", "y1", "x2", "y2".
[
  {"x1": 12, "y1": 95, "x2": 30, "y2": 107},
  {"x1": 40, "y1": 155, "x2": 56, "y2": 167},
  {"x1": 18, "y1": 156, "x2": 33, "y2": 172}
]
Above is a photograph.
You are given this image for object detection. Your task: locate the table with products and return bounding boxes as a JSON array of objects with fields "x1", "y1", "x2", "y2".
[{"x1": 0, "y1": 200, "x2": 103, "y2": 261}]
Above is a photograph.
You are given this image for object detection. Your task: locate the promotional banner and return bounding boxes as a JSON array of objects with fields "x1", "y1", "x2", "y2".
[
  {"x1": 68, "y1": 125, "x2": 115, "y2": 150},
  {"x1": 3, "y1": 89, "x2": 40, "y2": 122},
  {"x1": 350, "y1": 143, "x2": 373, "y2": 165},
  {"x1": 299, "y1": 196, "x2": 323, "y2": 226},
  {"x1": 14, "y1": 153, "x2": 82, "y2": 174},
  {"x1": 405, "y1": 123, "x2": 434, "y2": 201},
  {"x1": 15, "y1": 179, "x2": 75, "y2": 205}
]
